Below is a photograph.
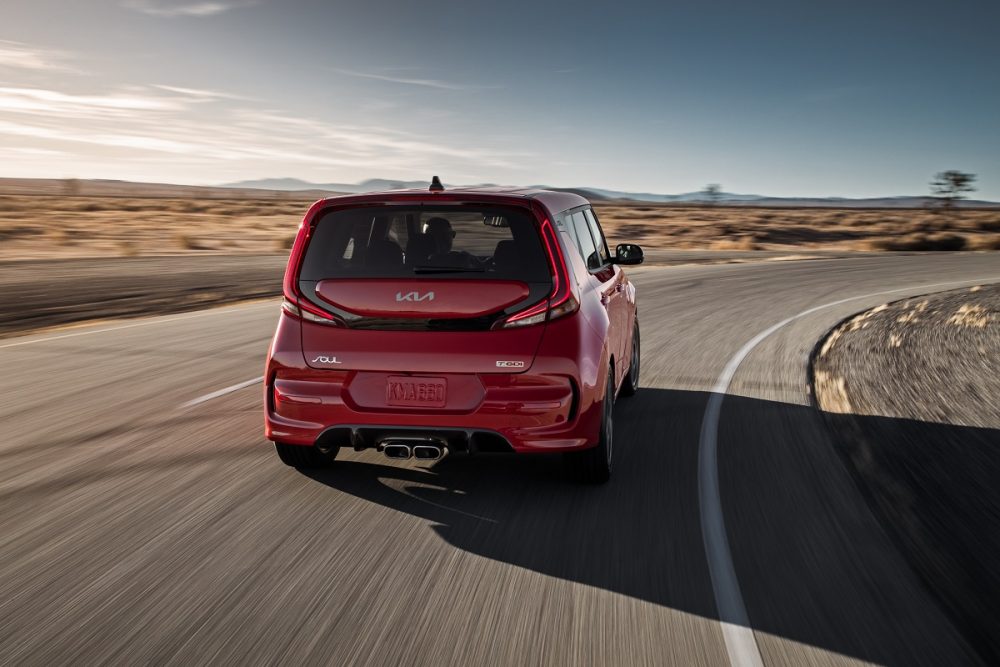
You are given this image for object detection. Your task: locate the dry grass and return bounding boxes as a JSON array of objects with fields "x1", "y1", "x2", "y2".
[
  {"x1": 0, "y1": 193, "x2": 998, "y2": 260},
  {"x1": 592, "y1": 203, "x2": 1000, "y2": 252}
]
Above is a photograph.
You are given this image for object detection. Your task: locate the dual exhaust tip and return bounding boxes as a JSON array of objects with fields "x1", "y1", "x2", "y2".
[{"x1": 381, "y1": 439, "x2": 446, "y2": 461}]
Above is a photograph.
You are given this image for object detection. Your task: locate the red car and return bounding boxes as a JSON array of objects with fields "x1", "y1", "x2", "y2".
[{"x1": 265, "y1": 179, "x2": 643, "y2": 482}]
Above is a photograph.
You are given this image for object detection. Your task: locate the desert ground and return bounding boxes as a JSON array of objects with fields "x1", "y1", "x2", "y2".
[{"x1": 1, "y1": 179, "x2": 999, "y2": 260}]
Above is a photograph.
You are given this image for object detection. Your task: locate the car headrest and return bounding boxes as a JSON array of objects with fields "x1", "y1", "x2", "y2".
[
  {"x1": 493, "y1": 240, "x2": 520, "y2": 272},
  {"x1": 366, "y1": 238, "x2": 403, "y2": 269},
  {"x1": 405, "y1": 234, "x2": 436, "y2": 266}
]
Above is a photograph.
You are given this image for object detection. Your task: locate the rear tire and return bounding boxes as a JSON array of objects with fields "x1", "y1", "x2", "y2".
[
  {"x1": 274, "y1": 443, "x2": 336, "y2": 468},
  {"x1": 565, "y1": 369, "x2": 614, "y2": 484},
  {"x1": 621, "y1": 319, "x2": 640, "y2": 397}
]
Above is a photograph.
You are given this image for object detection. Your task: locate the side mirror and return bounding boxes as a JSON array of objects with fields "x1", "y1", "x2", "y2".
[{"x1": 614, "y1": 243, "x2": 644, "y2": 265}]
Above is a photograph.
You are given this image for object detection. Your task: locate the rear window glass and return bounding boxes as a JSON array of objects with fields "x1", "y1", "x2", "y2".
[{"x1": 299, "y1": 206, "x2": 551, "y2": 282}]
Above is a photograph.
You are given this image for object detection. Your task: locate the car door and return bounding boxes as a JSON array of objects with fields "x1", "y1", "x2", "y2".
[
  {"x1": 582, "y1": 208, "x2": 628, "y2": 383},
  {"x1": 569, "y1": 210, "x2": 626, "y2": 385}
]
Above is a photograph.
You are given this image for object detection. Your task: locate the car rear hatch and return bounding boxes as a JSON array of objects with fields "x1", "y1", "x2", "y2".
[{"x1": 293, "y1": 202, "x2": 554, "y2": 375}]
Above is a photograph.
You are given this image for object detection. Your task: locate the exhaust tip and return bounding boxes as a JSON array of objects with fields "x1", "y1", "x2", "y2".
[
  {"x1": 412, "y1": 445, "x2": 444, "y2": 461},
  {"x1": 383, "y1": 443, "x2": 412, "y2": 460}
]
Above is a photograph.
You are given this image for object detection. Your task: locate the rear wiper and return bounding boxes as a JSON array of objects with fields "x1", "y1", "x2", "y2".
[{"x1": 412, "y1": 265, "x2": 486, "y2": 274}]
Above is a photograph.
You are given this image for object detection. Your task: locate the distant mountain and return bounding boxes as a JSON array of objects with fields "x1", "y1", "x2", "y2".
[
  {"x1": 568, "y1": 187, "x2": 768, "y2": 203},
  {"x1": 224, "y1": 177, "x2": 438, "y2": 193},
  {"x1": 220, "y1": 178, "x2": 998, "y2": 208},
  {"x1": 224, "y1": 177, "x2": 354, "y2": 192}
]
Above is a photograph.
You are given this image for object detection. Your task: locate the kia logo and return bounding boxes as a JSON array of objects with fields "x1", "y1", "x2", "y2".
[{"x1": 396, "y1": 291, "x2": 435, "y2": 302}]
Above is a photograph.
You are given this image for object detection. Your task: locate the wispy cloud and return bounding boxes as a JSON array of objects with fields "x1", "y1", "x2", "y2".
[
  {"x1": 122, "y1": 0, "x2": 260, "y2": 17},
  {"x1": 0, "y1": 41, "x2": 527, "y2": 183},
  {"x1": 332, "y1": 68, "x2": 496, "y2": 91},
  {"x1": 0, "y1": 82, "x2": 528, "y2": 178},
  {"x1": 0, "y1": 87, "x2": 182, "y2": 118},
  {"x1": 152, "y1": 84, "x2": 251, "y2": 100},
  {"x1": 0, "y1": 40, "x2": 73, "y2": 72}
]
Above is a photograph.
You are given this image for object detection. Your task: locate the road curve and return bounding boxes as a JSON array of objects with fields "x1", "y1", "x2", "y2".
[{"x1": 1, "y1": 253, "x2": 997, "y2": 666}]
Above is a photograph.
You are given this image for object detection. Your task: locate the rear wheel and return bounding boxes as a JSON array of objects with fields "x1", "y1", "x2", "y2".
[
  {"x1": 565, "y1": 369, "x2": 614, "y2": 483},
  {"x1": 621, "y1": 319, "x2": 640, "y2": 397},
  {"x1": 274, "y1": 443, "x2": 336, "y2": 468}
]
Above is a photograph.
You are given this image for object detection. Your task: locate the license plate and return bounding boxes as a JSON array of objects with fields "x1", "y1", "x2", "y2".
[{"x1": 386, "y1": 376, "x2": 447, "y2": 408}]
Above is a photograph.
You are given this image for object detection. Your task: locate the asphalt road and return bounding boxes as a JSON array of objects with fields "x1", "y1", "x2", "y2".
[{"x1": 1, "y1": 253, "x2": 998, "y2": 666}]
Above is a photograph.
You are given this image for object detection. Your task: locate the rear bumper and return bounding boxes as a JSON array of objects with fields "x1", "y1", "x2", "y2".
[{"x1": 264, "y1": 370, "x2": 600, "y2": 453}]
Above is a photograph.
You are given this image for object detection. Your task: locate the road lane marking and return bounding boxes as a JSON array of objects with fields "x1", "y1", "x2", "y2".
[
  {"x1": 0, "y1": 300, "x2": 277, "y2": 350},
  {"x1": 699, "y1": 275, "x2": 999, "y2": 667},
  {"x1": 181, "y1": 376, "x2": 264, "y2": 408}
]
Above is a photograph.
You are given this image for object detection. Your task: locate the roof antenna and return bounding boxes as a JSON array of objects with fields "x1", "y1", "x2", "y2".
[{"x1": 429, "y1": 175, "x2": 444, "y2": 192}]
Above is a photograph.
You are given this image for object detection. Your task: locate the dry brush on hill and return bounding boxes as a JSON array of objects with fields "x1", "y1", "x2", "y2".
[{"x1": 1, "y1": 194, "x2": 998, "y2": 260}]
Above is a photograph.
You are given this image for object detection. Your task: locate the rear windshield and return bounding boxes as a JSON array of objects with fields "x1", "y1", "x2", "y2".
[{"x1": 299, "y1": 206, "x2": 551, "y2": 282}]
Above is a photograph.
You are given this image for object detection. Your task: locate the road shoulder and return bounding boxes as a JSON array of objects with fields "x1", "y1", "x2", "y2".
[{"x1": 811, "y1": 285, "x2": 1000, "y2": 664}]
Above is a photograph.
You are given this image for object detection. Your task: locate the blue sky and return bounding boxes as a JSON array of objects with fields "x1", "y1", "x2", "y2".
[{"x1": 1, "y1": 0, "x2": 997, "y2": 198}]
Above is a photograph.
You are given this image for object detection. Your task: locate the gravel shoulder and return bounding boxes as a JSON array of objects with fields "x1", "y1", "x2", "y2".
[
  {"x1": 0, "y1": 254, "x2": 287, "y2": 337},
  {"x1": 811, "y1": 284, "x2": 1000, "y2": 663}
]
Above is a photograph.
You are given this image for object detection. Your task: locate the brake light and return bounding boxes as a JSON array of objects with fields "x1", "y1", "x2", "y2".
[
  {"x1": 499, "y1": 214, "x2": 578, "y2": 328},
  {"x1": 280, "y1": 297, "x2": 339, "y2": 324},
  {"x1": 280, "y1": 205, "x2": 344, "y2": 326}
]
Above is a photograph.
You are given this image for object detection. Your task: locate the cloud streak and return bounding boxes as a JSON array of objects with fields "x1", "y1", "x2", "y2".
[
  {"x1": 152, "y1": 84, "x2": 251, "y2": 100},
  {"x1": 122, "y1": 1, "x2": 259, "y2": 17},
  {"x1": 332, "y1": 68, "x2": 494, "y2": 91},
  {"x1": 0, "y1": 40, "x2": 73, "y2": 72}
]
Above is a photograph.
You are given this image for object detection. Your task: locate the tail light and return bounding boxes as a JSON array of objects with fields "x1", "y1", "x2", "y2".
[
  {"x1": 281, "y1": 205, "x2": 344, "y2": 327},
  {"x1": 497, "y1": 213, "x2": 578, "y2": 329}
]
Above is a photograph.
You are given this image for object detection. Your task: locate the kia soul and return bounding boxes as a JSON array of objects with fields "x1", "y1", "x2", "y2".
[{"x1": 265, "y1": 179, "x2": 643, "y2": 482}]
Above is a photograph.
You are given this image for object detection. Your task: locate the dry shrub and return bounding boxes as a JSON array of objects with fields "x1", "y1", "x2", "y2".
[
  {"x1": 180, "y1": 201, "x2": 210, "y2": 214},
  {"x1": 275, "y1": 234, "x2": 297, "y2": 251},
  {"x1": 977, "y1": 218, "x2": 1000, "y2": 232},
  {"x1": 968, "y1": 235, "x2": 1000, "y2": 251},
  {"x1": 0, "y1": 224, "x2": 41, "y2": 241},
  {"x1": 711, "y1": 235, "x2": 759, "y2": 251},
  {"x1": 176, "y1": 233, "x2": 207, "y2": 250},
  {"x1": 49, "y1": 228, "x2": 76, "y2": 245},
  {"x1": 873, "y1": 232, "x2": 968, "y2": 251},
  {"x1": 118, "y1": 240, "x2": 139, "y2": 257}
]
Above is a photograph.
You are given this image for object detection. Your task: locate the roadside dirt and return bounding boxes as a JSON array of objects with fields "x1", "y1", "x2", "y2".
[
  {"x1": 0, "y1": 255, "x2": 287, "y2": 337},
  {"x1": 812, "y1": 285, "x2": 1000, "y2": 663}
]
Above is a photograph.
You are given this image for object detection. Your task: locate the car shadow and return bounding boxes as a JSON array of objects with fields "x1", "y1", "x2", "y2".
[{"x1": 300, "y1": 388, "x2": 999, "y2": 665}]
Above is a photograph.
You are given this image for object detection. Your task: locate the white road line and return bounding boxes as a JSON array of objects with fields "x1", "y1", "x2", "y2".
[
  {"x1": 0, "y1": 300, "x2": 277, "y2": 350},
  {"x1": 699, "y1": 275, "x2": 999, "y2": 667},
  {"x1": 181, "y1": 376, "x2": 264, "y2": 408}
]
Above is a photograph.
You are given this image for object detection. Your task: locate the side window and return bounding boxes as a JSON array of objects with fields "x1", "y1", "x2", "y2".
[
  {"x1": 559, "y1": 213, "x2": 583, "y2": 259},
  {"x1": 583, "y1": 208, "x2": 610, "y2": 264},
  {"x1": 387, "y1": 215, "x2": 409, "y2": 248},
  {"x1": 571, "y1": 211, "x2": 601, "y2": 270}
]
